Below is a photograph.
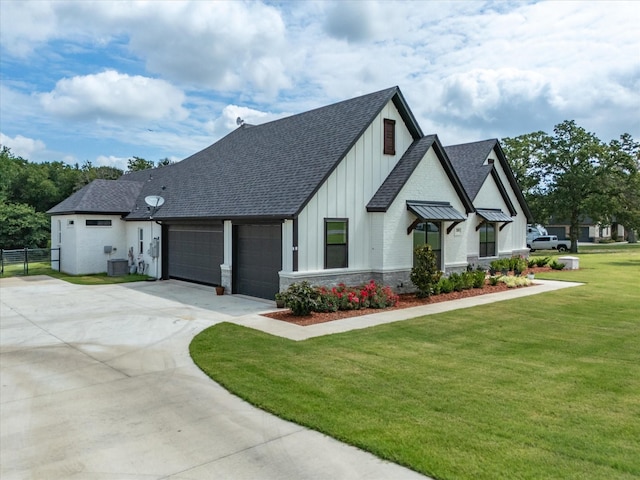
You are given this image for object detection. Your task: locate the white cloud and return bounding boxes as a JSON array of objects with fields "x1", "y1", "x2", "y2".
[
  {"x1": 1, "y1": 0, "x2": 638, "y2": 163},
  {"x1": 39, "y1": 70, "x2": 187, "y2": 121},
  {"x1": 205, "y1": 104, "x2": 290, "y2": 139},
  {"x1": 127, "y1": 2, "x2": 290, "y2": 93},
  {"x1": 0, "y1": 132, "x2": 46, "y2": 159},
  {"x1": 0, "y1": 1, "x2": 58, "y2": 56},
  {"x1": 94, "y1": 155, "x2": 128, "y2": 171}
]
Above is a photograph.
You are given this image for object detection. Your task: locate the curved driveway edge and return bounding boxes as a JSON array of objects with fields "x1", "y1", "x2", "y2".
[{"x1": 1, "y1": 276, "x2": 428, "y2": 480}]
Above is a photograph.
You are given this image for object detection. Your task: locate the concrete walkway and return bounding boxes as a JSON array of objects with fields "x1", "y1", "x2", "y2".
[
  {"x1": 0, "y1": 275, "x2": 582, "y2": 479},
  {"x1": 231, "y1": 279, "x2": 584, "y2": 341}
]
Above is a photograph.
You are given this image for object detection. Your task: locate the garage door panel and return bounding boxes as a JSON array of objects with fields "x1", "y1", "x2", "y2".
[
  {"x1": 235, "y1": 224, "x2": 281, "y2": 299},
  {"x1": 168, "y1": 224, "x2": 223, "y2": 285}
]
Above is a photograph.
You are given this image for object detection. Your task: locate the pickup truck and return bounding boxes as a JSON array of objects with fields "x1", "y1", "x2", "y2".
[{"x1": 528, "y1": 235, "x2": 571, "y2": 252}]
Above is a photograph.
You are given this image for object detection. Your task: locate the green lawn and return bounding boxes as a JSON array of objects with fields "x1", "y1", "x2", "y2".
[
  {"x1": 191, "y1": 245, "x2": 640, "y2": 480},
  {"x1": 1, "y1": 263, "x2": 149, "y2": 284}
]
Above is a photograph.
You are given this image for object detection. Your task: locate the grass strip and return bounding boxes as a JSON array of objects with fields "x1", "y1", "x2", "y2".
[{"x1": 191, "y1": 247, "x2": 640, "y2": 480}]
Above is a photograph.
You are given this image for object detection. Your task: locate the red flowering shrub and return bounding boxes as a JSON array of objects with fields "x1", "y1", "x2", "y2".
[
  {"x1": 316, "y1": 280, "x2": 398, "y2": 312},
  {"x1": 283, "y1": 280, "x2": 398, "y2": 316}
]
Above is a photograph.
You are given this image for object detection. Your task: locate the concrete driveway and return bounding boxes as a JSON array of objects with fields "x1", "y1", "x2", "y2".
[{"x1": 1, "y1": 276, "x2": 427, "y2": 480}]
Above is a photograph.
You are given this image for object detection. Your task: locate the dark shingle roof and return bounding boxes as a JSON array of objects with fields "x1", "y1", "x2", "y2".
[
  {"x1": 444, "y1": 139, "x2": 497, "y2": 201},
  {"x1": 124, "y1": 86, "x2": 422, "y2": 220},
  {"x1": 47, "y1": 179, "x2": 144, "y2": 215},
  {"x1": 367, "y1": 135, "x2": 474, "y2": 213},
  {"x1": 445, "y1": 139, "x2": 533, "y2": 222}
]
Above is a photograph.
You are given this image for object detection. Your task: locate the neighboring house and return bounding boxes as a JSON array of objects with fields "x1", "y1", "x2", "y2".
[
  {"x1": 48, "y1": 86, "x2": 532, "y2": 300},
  {"x1": 546, "y1": 216, "x2": 626, "y2": 242}
]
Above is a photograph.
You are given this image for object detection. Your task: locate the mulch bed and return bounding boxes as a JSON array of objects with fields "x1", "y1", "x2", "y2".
[{"x1": 264, "y1": 267, "x2": 555, "y2": 327}]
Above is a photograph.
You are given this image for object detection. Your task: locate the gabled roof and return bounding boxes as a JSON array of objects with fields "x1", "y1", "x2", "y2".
[
  {"x1": 444, "y1": 139, "x2": 496, "y2": 201},
  {"x1": 124, "y1": 86, "x2": 423, "y2": 220},
  {"x1": 47, "y1": 179, "x2": 144, "y2": 215},
  {"x1": 445, "y1": 139, "x2": 534, "y2": 222},
  {"x1": 367, "y1": 135, "x2": 474, "y2": 213}
]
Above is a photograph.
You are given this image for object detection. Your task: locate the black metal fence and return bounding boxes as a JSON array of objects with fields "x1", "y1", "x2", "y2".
[{"x1": 0, "y1": 248, "x2": 60, "y2": 275}]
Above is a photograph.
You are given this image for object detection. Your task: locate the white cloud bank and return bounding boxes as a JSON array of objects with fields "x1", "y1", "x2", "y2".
[
  {"x1": 1, "y1": 0, "x2": 638, "y2": 164},
  {"x1": 0, "y1": 132, "x2": 46, "y2": 159},
  {"x1": 39, "y1": 70, "x2": 187, "y2": 122}
]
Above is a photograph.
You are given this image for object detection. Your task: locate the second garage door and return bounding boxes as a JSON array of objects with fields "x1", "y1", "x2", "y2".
[{"x1": 233, "y1": 223, "x2": 282, "y2": 299}]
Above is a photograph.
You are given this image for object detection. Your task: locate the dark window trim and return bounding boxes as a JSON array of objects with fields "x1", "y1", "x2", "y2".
[
  {"x1": 86, "y1": 219, "x2": 112, "y2": 227},
  {"x1": 479, "y1": 222, "x2": 496, "y2": 258},
  {"x1": 324, "y1": 218, "x2": 348, "y2": 269},
  {"x1": 413, "y1": 221, "x2": 442, "y2": 269},
  {"x1": 138, "y1": 227, "x2": 144, "y2": 255},
  {"x1": 383, "y1": 118, "x2": 396, "y2": 155}
]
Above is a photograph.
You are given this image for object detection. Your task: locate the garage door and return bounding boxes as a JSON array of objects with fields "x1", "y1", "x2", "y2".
[
  {"x1": 168, "y1": 224, "x2": 223, "y2": 285},
  {"x1": 579, "y1": 227, "x2": 590, "y2": 242},
  {"x1": 546, "y1": 227, "x2": 566, "y2": 238},
  {"x1": 233, "y1": 224, "x2": 282, "y2": 299}
]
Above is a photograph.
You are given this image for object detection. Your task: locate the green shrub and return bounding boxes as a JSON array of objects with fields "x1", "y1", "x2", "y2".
[
  {"x1": 447, "y1": 273, "x2": 465, "y2": 292},
  {"x1": 550, "y1": 260, "x2": 566, "y2": 270},
  {"x1": 314, "y1": 289, "x2": 339, "y2": 312},
  {"x1": 472, "y1": 270, "x2": 486, "y2": 288},
  {"x1": 461, "y1": 271, "x2": 475, "y2": 290},
  {"x1": 509, "y1": 256, "x2": 528, "y2": 274},
  {"x1": 438, "y1": 277, "x2": 454, "y2": 294},
  {"x1": 490, "y1": 258, "x2": 511, "y2": 273},
  {"x1": 535, "y1": 256, "x2": 551, "y2": 267},
  {"x1": 281, "y1": 281, "x2": 319, "y2": 316},
  {"x1": 488, "y1": 275, "x2": 500, "y2": 286},
  {"x1": 410, "y1": 244, "x2": 442, "y2": 297}
]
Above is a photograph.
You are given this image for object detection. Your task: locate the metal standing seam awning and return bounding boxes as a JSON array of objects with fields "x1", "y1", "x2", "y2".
[
  {"x1": 475, "y1": 208, "x2": 514, "y2": 231},
  {"x1": 406, "y1": 201, "x2": 467, "y2": 235}
]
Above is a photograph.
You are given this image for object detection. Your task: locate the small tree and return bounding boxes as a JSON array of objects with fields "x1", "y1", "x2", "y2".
[
  {"x1": 410, "y1": 244, "x2": 442, "y2": 297},
  {"x1": 127, "y1": 156, "x2": 155, "y2": 172},
  {"x1": 0, "y1": 202, "x2": 50, "y2": 249}
]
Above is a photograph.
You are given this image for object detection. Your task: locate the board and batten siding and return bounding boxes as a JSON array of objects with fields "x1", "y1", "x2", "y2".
[
  {"x1": 296, "y1": 100, "x2": 414, "y2": 273},
  {"x1": 378, "y1": 146, "x2": 469, "y2": 271}
]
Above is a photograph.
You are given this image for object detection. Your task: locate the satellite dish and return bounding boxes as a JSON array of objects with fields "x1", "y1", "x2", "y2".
[
  {"x1": 236, "y1": 117, "x2": 244, "y2": 126},
  {"x1": 144, "y1": 195, "x2": 165, "y2": 208}
]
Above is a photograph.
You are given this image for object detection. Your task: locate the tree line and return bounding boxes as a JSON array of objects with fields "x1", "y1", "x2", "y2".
[
  {"x1": 0, "y1": 147, "x2": 170, "y2": 249},
  {"x1": 1, "y1": 121, "x2": 638, "y2": 252},
  {"x1": 502, "y1": 121, "x2": 639, "y2": 252}
]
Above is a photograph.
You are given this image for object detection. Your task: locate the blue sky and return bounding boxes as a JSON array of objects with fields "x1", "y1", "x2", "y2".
[{"x1": 1, "y1": 0, "x2": 638, "y2": 171}]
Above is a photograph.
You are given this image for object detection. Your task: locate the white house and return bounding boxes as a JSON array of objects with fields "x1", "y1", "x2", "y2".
[{"x1": 48, "y1": 86, "x2": 532, "y2": 299}]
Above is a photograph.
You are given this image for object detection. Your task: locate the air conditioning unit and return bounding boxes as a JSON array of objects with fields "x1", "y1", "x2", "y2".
[{"x1": 107, "y1": 259, "x2": 129, "y2": 276}]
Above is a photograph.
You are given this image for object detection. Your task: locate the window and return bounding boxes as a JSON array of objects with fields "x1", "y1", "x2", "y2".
[
  {"x1": 67, "y1": 220, "x2": 74, "y2": 226},
  {"x1": 325, "y1": 219, "x2": 348, "y2": 269},
  {"x1": 57, "y1": 220, "x2": 62, "y2": 244},
  {"x1": 86, "y1": 219, "x2": 111, "y2": 226},
  {"x1": 413, "y1": 221, "x2": 442, "y2": 269},
  {"x1": 138, "y1": 228, "x2": 144, "y2": 255},
  {"x1": 479, "y1": 223, "x2": 496, "y2": 257},
  {"x1": 383, "y1": 118, "x2": 395, "y2": 155}
]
